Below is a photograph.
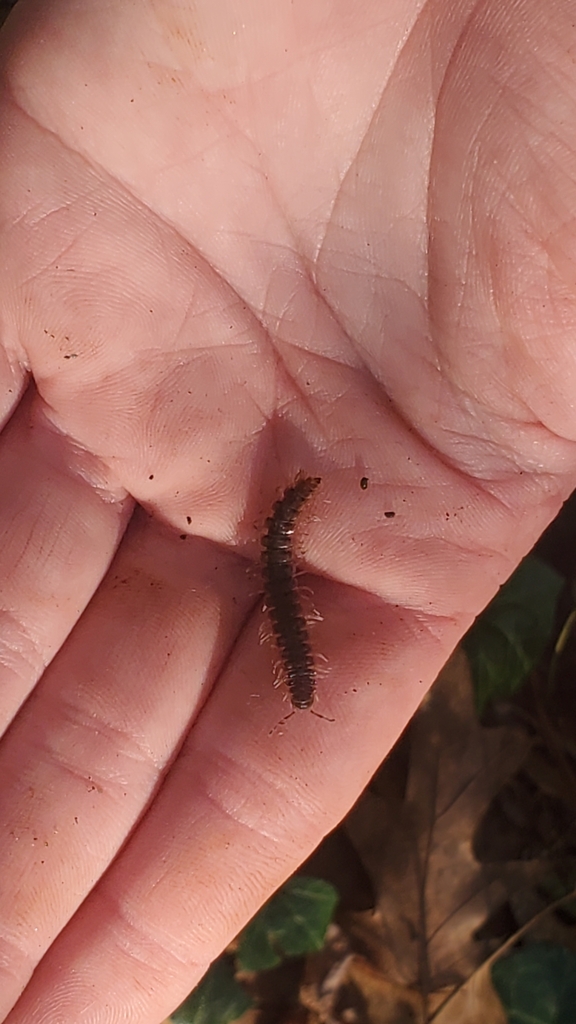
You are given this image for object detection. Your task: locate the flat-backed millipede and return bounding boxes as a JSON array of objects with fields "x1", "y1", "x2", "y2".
[{"x1": 261, "y1": 475, "x2": 321, "y2": 710}]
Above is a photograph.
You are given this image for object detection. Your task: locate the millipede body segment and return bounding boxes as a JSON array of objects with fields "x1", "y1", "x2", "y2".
[{"x1": 261, "y1": 475, "x2": 321, "y2": 710}]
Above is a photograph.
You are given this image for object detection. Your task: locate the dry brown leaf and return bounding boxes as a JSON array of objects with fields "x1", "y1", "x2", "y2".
[
  {"x1": 346, "y1": 956, "x2": 425, "y2": 1024},
  {"x1": 345, "y1": 648, "x2": 530, "y2": 1003},
  {"x1": 300, "y1": 950, "x2": 424, "y2": 1024},
  {"x1": 430, "y1": 958, "x2": 507, "y2": 1024}
]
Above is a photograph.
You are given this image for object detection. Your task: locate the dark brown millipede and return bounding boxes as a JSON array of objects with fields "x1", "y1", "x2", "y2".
[{"x1": 261, "y1": 475, "x2": 321, "y2": 710}]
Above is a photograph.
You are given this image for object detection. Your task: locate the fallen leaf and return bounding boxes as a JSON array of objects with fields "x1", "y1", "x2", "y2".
[{"x1": 345, "y1": 649, "x2": 530, "y2": 1008}]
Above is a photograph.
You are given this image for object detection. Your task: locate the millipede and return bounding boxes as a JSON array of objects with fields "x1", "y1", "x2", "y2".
[{"x1": 261, "y1": 474, "x2": 321, "y2": 711}]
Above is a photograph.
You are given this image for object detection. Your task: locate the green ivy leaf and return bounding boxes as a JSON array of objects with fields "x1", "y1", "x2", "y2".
[
  {"x1": 236, "y1": 876, "x2": 338, "y2": 972},
  {"x1": 463, "y1": 556, "x2": 563, "y2": 713},
  {"x1": 171, "y1": 957, "x2": 252, "y2": 1024},
  {"x1": 492, "y1": 943, "x2": 576, "y2": 1024}
]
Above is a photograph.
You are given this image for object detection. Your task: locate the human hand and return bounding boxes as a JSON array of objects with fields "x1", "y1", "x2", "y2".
[{"x1": 0, "y1": 1, "x2": 575, "y2": 1021}]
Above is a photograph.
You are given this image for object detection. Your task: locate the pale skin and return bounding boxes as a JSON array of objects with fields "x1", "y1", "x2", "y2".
[{"x1": 0, "y1": 0, "x2": 575, "y2": 1020}]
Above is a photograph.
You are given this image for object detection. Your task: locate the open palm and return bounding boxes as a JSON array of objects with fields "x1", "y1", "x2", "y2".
[{"x1": 0, "y1": 0, "x2": 575, "y2": 1021}]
